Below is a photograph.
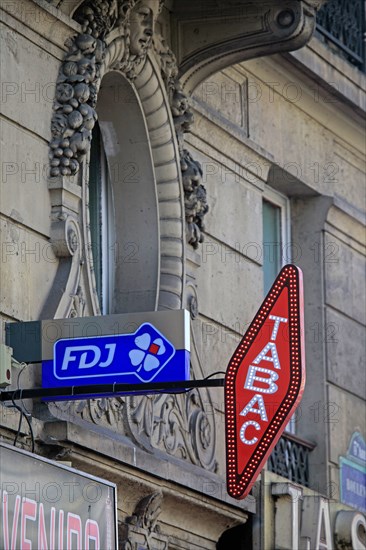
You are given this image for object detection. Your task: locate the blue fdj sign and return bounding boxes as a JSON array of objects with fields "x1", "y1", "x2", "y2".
[{"x1": 42, "y1": 323, "x2": 189, "y2": 392}]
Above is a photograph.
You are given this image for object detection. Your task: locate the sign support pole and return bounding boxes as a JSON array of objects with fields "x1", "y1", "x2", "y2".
[{"x1": 0, "y1": 378, "x2": 225, "y2": 402}]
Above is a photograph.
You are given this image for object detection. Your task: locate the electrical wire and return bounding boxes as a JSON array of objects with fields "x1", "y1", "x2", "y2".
[
  {"x1": 12, "y1": 395, "x2": 23, "y2": 448},
  {"x1": 190, "y1": 323, "x2": 226, "y2": 381},
  {"x1": 17, "y1": 362, "x2": 31, "y2": 415},
  {"x1": 10, "y1": 362, "x2": 35, "y2": 453},
  {"x1": 204, "y1": 371, "x2": 226, "y2": 380},
  {"x1": 11, "y1": 396, "x2": 35, "y2": 453}
]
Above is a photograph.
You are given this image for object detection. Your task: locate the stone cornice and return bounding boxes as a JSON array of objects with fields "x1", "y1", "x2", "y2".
[{"x1": 170, "y1": 0, "x2": 328, "y2": 93}]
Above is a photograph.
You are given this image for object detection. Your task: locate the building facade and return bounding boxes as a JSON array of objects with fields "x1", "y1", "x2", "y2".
[{"x1": 0, "y1": 0, "x2": 365, "y2": 548}]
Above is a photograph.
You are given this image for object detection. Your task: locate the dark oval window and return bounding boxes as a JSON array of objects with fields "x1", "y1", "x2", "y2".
[{"x1": 90, "y1": 70, "x2": 160, "y2": 314}]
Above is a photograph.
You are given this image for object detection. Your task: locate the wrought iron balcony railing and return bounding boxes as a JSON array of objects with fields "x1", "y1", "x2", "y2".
[
  {"x1": 316, "y1": 0, "x2": 365, "y2": 72},
  {"x1": 268, "y1": 432, "x2": 316, "y2": 487}
]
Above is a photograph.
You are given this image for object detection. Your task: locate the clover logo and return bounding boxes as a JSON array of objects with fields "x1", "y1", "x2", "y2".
[{"x1": 129, "y1": 333, "x2": 166, "y2": 373}]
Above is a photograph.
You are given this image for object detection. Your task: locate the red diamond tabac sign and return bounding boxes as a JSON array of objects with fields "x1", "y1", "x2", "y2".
[{"x1": 225, "y1": 264, "x2": 305, "y2": 500}]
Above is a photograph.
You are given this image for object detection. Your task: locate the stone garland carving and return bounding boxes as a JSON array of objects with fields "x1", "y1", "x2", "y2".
[
  {"x1": 48, "y1": 0, "x2": 163, "y2": 177},
  {"x1": 49, "y1": 30, "x2": 101, "y2": 176},
  {"x1": 181, "y1": 150, "x2": 209, "y2": 249}
]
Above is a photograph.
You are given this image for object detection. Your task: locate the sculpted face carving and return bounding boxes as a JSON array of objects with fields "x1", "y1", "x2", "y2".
[{"x1": 129, "y1": 0, "x2": 160, "y2": 56}]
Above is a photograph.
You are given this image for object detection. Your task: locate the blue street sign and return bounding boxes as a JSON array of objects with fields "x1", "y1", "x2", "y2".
[
  {"x1": 42, "y1": 322, "x2": 190, "y2": 395},
  {"x1": 340, "y1": 459, "x2": 366, "y2": 513},
  {"x1": 340, "y1": 432, "x2": 366, "y2": 514}
]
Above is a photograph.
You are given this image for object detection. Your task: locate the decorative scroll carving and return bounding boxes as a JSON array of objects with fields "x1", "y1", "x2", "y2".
[
  {"x1": 50, "y1": 213, "x2": 81, "y2": 258},
  {"x1": 186, "y1": 282, "x2": 199, "y2": 320},
  {"x1": 124, "y1": 334, "x2": 218, "y2": 472},
  {"x1": 80, "y1": 396, "x2": 125, "y2": 427},
  {"x1": 175, "y1": 1, "x2": 323, "y2": 94},
  {"x1": 73, "y1": 382, "x2": 218, "y2": 473},
  {"x1": 119, "y1": 491, "x2": 168, "y2": 549},
  {"x1": 40, "y1": 213, "x2": 86, "y2": 320},
  {"x1": 47, "y1": 395, "x2": 126, "y2": 436},
  {"x1": 68, "y1": 321, "x2": 218, "y2": 473}
]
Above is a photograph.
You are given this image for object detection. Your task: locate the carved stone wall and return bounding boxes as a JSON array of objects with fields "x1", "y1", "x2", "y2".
[{"x1": 44, "y1": 0, "x2": 217, "y2": 476}]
